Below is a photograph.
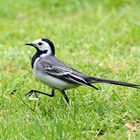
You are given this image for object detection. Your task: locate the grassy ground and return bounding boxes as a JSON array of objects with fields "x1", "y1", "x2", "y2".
[{"x1": 0, "y1": 0, "x2": 140, "y2": 139}]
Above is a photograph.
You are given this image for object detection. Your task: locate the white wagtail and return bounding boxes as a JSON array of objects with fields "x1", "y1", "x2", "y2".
[{"x1": 25, "y1": 38, "x2": 140, "y2": 103}]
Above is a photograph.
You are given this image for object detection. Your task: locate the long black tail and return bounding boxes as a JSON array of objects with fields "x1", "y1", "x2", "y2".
[{"x1": 87, "y1": 77, "x2": 140, "y2": 89}]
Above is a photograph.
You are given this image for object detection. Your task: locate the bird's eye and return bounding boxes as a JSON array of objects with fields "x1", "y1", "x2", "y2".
[{"x1": 38, "y1": 42, "x2": 42, "y2": 45}]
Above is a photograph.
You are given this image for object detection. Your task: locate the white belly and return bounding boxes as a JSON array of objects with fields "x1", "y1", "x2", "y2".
[
  {"x1": 34, "y1": 71, "x2": 78, "y2": 90},
  {"x1": 33, "y1": 57, "x2": 79, "y2": 90},
  {"x1": 33, "y1": 69, "x2": 78, "y2": 90}
]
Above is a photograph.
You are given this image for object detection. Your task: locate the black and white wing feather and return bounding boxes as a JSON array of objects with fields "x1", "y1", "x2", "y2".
[{"x1": 39, "y1": 56, "x2": 99, "y2": 90}]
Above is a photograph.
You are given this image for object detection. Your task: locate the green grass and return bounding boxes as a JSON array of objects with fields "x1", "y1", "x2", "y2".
[{"x1": 1, "y1": 0, "x2": 140, "y2": 139}]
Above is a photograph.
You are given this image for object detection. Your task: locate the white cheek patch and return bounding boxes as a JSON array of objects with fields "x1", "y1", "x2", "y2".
[
  {"x1": 32, "y1": 39, "x2": 52, "y2": 55},
  {"x1": 39, "y1": 43, "x2": 50, "y2": 51}
]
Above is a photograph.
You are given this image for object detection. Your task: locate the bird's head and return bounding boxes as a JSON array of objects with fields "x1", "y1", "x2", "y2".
[{"x1": 25, "y1": 38, "x2": 55, "y2": 56}]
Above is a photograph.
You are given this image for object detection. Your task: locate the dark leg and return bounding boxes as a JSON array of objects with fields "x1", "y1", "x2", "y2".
[
  {"x1": 25, "y1": 89, "x2": 55, "y2": 97},
  {"x1": 61, "y1": 90, "x2": 69, "y2": 103}
]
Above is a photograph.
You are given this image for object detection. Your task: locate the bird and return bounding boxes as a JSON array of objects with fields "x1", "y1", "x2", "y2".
[{"x1": 25, "y1": 38, "x2": 140, "y2": 103}]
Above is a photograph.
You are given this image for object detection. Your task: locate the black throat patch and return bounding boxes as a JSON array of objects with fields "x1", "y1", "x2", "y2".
[{"x1": 31, "y1": 50, "x2": 48, "y2": 68}]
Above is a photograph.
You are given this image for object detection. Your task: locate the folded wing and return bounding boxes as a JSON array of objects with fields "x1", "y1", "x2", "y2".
[{"x1": 39, "y1": 56, "x2": 99, "y2": 90}]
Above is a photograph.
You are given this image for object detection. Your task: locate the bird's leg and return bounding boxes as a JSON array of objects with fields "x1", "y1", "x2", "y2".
[
  {"x1": 25, "y1": 89, "x2": 55, "y2": 97},
  {"x1": 61, "y1": 90, "x2": 69, "y2": 104}
]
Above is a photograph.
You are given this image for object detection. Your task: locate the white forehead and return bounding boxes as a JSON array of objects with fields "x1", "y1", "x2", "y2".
[
  {"x1": 33, "y1": 39, "x2": 51, "y2": 51},
  {"x1": 33, "y1": 39, "x2": 44, "y2": 44}
]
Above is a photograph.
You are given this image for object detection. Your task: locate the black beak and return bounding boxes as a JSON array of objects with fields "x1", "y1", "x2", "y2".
[{"x1": 25, "y1": 43, "x2": 35, "y2": 47}]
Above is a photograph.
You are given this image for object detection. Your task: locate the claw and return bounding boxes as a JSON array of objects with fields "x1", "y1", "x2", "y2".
[
  {"x1": 25, "y1": 90, "x2": 34, "y2": 97},
  {"x1": 10, "y1": 89, "x2": 16, "y2": 95}
]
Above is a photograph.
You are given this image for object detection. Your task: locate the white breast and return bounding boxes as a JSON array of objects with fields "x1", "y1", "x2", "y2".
[{"x1": 33, "y1": 58, "x2": 78, "y2": 90}]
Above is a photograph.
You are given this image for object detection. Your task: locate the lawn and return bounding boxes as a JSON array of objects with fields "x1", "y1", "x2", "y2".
[{"x1": 0, "y1": 0, "x2": 140, "y2": 139}]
